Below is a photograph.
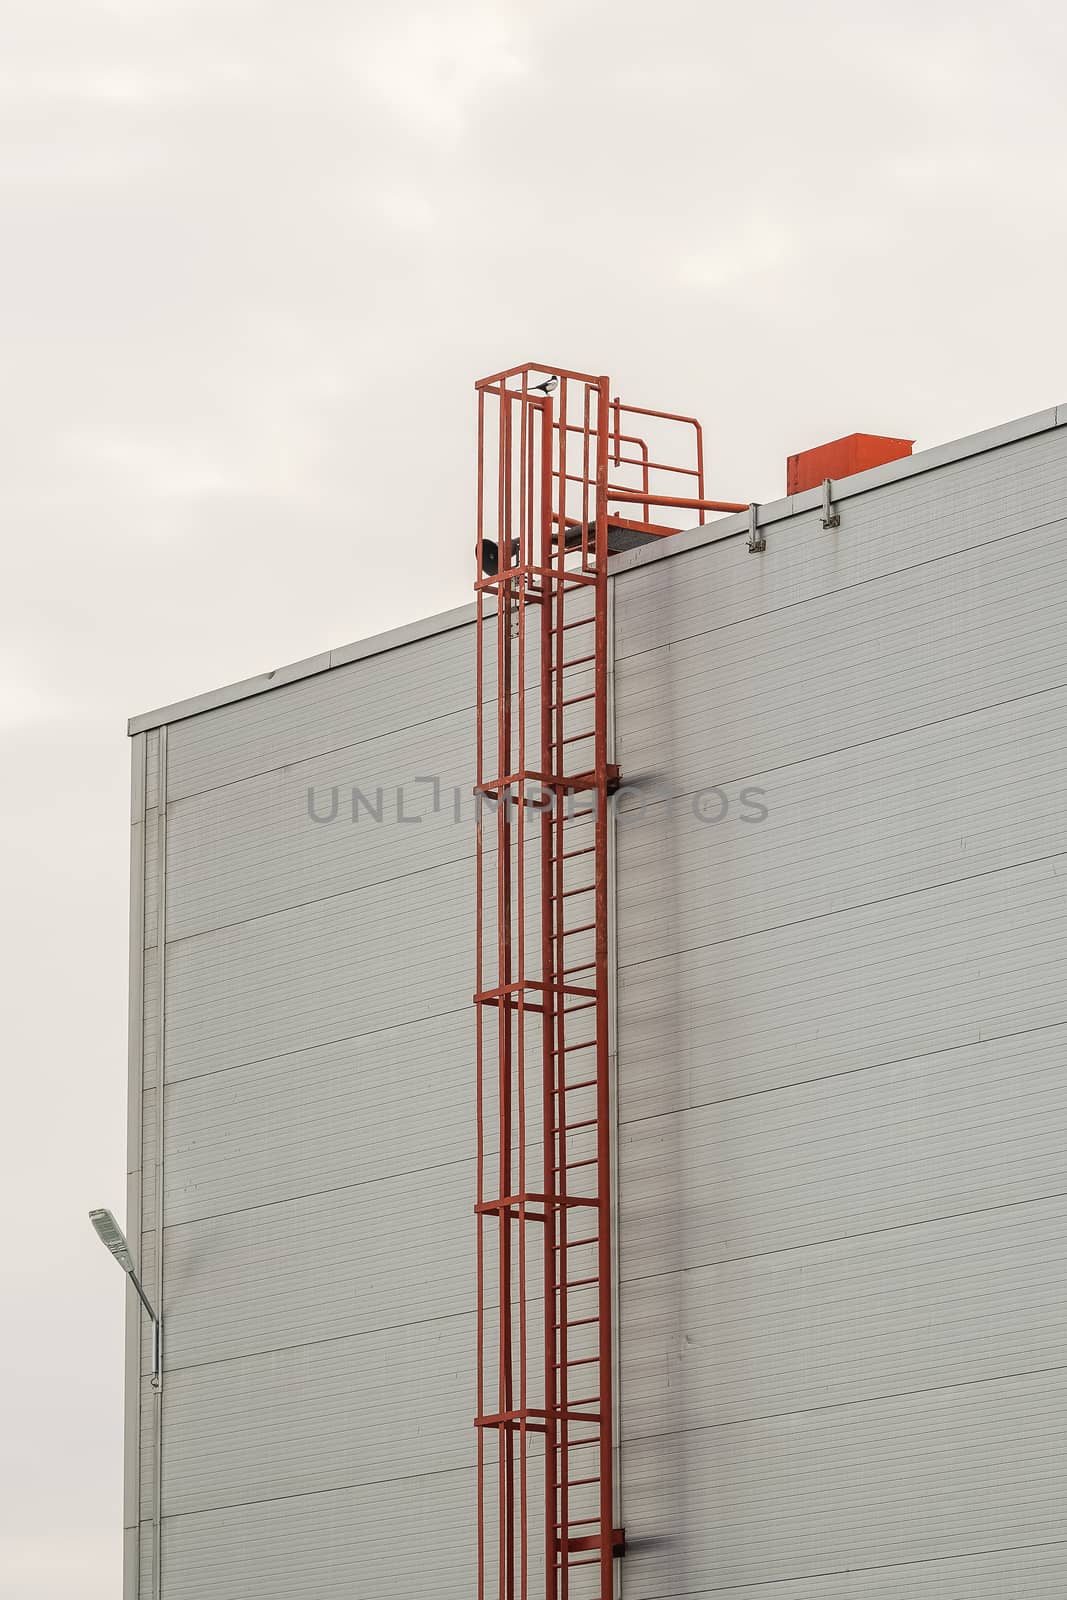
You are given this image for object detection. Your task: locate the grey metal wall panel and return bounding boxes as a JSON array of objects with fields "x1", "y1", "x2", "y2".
[
  {"x1": 137, "y1": 1226, "x2": 157, "y2": 1381},
  {"x1": 163, "y1": 1010, "x2": 474, "y2": 1225},
  {"x1": 612, "y1": 422, "x2": 1067, "y2": 1599},
  {"x1": 158, "y1": 1155, "x2": 474, "y2": 1370},
  {"x1": 618, "y1": 855, "x2": 1067, "y2": 1123},
  {"x1": 145, "y1": 729, "x2": 159, "y2": 812},
  {"x1": 130, "y1": 721, "x2": 166, "y2": 1591},
  {"x1": 124, "y1": 1527, "x2": 141, "y2": 1600},
  {"x1": 124, "y1": 736, "x2": 146, "y2": 1598},
  {"x1": 141, "y1": 945, "x2": 159, "y2": 1091},
  {"x1": 617, "y1": 684, "x2": 1067, "y2": 964},
  {"x1": 123, "y1": 415, "x2": 1067, "y2": 1595},
  {"x1": 620, "y1": 1194, "x2": 1067, "y2": 1439},
  {"x1": 143, "y1": 816, "x2": 158, "y2": 950},
  {"x1": 142, "y1": 1469, "x2": 480, "y2": 1600},
  {"x1": 142, "y1": 1310, "x2": 475, "y2": 1520},
  {"x1": 625, "y1": 1543, "x2": 1067, "y2": 1600},
  {"x1": 163, "y1": 854, "x2": 472, "y2": 1083},
  {"x1": 614, "y1": 425, "x2": 1067, "y2": 661},
  {"x1": 164, "y1": 708, "x2": 474, "y2": 942},
  {"x1": 616, "y1": 517, "x2": 1067, "y2": 804},
  {"x1": 165, "y1": 624, "x2": 474, "y2": 802},
  {"x1": 618, "y1": 1024, "x2": 1067, "y2": 1278},
  {"x1": 139, "y1": 1087, "x2": 157, "y2": 1237},
  {"x1": 620, "y1": 1367, "x2": 1067, "y2": 1596}
]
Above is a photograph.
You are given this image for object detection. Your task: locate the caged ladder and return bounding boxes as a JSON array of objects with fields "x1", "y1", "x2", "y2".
[{"x1": 473, "y1": 362, "x2": 744, "y2": 1600}]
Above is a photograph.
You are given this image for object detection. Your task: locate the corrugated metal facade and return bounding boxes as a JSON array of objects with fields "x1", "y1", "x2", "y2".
[{"x1": 125, "y1": 409, "x2": 1067, "y2": 1597}]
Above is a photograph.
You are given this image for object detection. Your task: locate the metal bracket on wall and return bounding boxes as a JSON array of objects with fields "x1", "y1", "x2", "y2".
[
  {"x1": 747, "y1": 502, "x2": 766, "y2": 553},
  {"x1": 821, "y1": 478, "x2": 841, "y2": 529}
]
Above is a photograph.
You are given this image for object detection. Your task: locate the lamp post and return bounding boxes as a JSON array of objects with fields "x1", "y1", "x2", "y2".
[{"x1": 89, "y1": 1207, "x2": 162, "y2": 1387}]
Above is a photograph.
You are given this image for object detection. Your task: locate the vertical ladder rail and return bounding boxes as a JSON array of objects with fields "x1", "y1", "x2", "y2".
[
  {"x1": 475, "y1": 367, "x2": 619, "y2": 1600},
  {"x1": 475, "y1": 362, "x2": 718, "y2": 1600}
]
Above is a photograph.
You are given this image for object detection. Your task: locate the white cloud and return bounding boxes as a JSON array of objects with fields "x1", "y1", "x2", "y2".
[
  {"x1": 62, "y1": 427, "x2": 247, "y2": 501},
  {"x1": 0, "y1": 1531, "x2": 118, "y2": 1600},
  {"x1": 0, "y1": 668, "x2": 69, "y2": 731},
  {"x1": 677, "y1": 217, "x2": 796, "y2": 292},
  {"x1": 349, "y1": 7, "x2": 528, "y2": 137},
  {"x1": 370, "y1": 178, "x2": 439, "y2": 232},
  {"x1": 0, "y1": 59, "x2": 252, "y2": 109}
]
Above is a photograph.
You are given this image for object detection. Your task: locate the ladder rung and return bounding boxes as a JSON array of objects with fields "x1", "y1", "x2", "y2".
[
  {"x1": 554, "y1": 1156, "x2": 598, "y2": 1172},
  {"x1": 552, "y1": 1039, "x2": 595, "y2": 1055},
  {"x1": 554, "y1": 1355, "x2": 597, "y2": 1368},
  {"x1": 562, "y1": 653, "x2": 595, "y2": 668},
  {"x1": 561, "y1": 729, "x2": 594, "y2": 745},
  {"x1": 555, "y1": 1077, "x2": 597, "y2": 1093},
  {"x1": 558, "y1": 922, "x2": 594, "y2": 938},
  {"x1": 546, "y1": 691, "x2": 596, "y2": 714},
  {"x1": 560, "y1": 1117, "x2": 597, "y2": 1134},
  {"x1": 554, "y1": 1314, "x2": 598, "y2": 1329},
  {"x1": 554, "y1": 1235, "x2": 598, "y2": 1251},
  {"x1": 549, "y1": 852, "x2": 595, "y2": 872}
]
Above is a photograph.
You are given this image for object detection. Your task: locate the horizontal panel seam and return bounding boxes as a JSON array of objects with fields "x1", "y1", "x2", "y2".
[
  {"x1": 160, "y1": 1006, "x2": 470, "y2": 1088},
  {"x1": 619, "y1": 847, "x2": 1067, "y2": 974},
  {"x1": 168, "y1": 696, "x2": 480, "y2": 805},
  {"x1": 165, "y1": 845, "x2": 478, "y2": 947},
  {"x1": 617, "y1": 674, "x2": 1067, "y2": 806},
  {"x1": 164, "y1": 855, "x2": 476, "y2": 951},
  {"x1": 154, "y1": 1459, "x2": 474, "y2": 1524},
  {"x1": 619, "y1": 1188, "x2": 1067, "y2": 1287},
  {"x1": 622, "y1": 1360, "x2": 1067, "y2": 1448},
  {"x1": 618, "y1": 1017, "x2": 1067, "y2": 1125},
  {"x1": 141, "y1": 1301, "x2": 478, "y2": 1381},
  {"x1": 161, "y1": 1147, "x2": 474, "y2": 1230},
  {"x1": 635, "y1": 1536, "x2": 1067, "y2": 1596},
  {"x1": 613, "y1": 423, "x2": 1067, "y2": 584},
  {"x1": 615, "y1": 511, "x2": 1063, "y2": 666}
]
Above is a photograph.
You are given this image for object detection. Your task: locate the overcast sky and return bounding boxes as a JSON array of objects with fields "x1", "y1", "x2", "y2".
[{"x1": 1, "y1": 1, "x2": 1066, "y2": 1594}]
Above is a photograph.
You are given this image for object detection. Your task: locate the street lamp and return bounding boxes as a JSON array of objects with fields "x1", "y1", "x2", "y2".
[{"x1": 89, "y1": 1207, "x2": 162, "y2": 1387}]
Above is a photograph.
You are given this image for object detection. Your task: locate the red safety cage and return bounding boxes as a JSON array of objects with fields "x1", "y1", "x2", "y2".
[{"x1": 473, "y1": 362, "x2": 743, "y2": 1600}]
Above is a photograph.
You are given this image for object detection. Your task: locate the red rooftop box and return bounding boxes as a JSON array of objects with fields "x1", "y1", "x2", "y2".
[{"x1": 787, "y1": 432, "x2": 914, "y2": 495}]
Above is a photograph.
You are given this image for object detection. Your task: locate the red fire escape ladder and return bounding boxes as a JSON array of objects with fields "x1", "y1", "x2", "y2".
[{"x1": 473, "y1": 363, "x2": 742, "y2": 1600}]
